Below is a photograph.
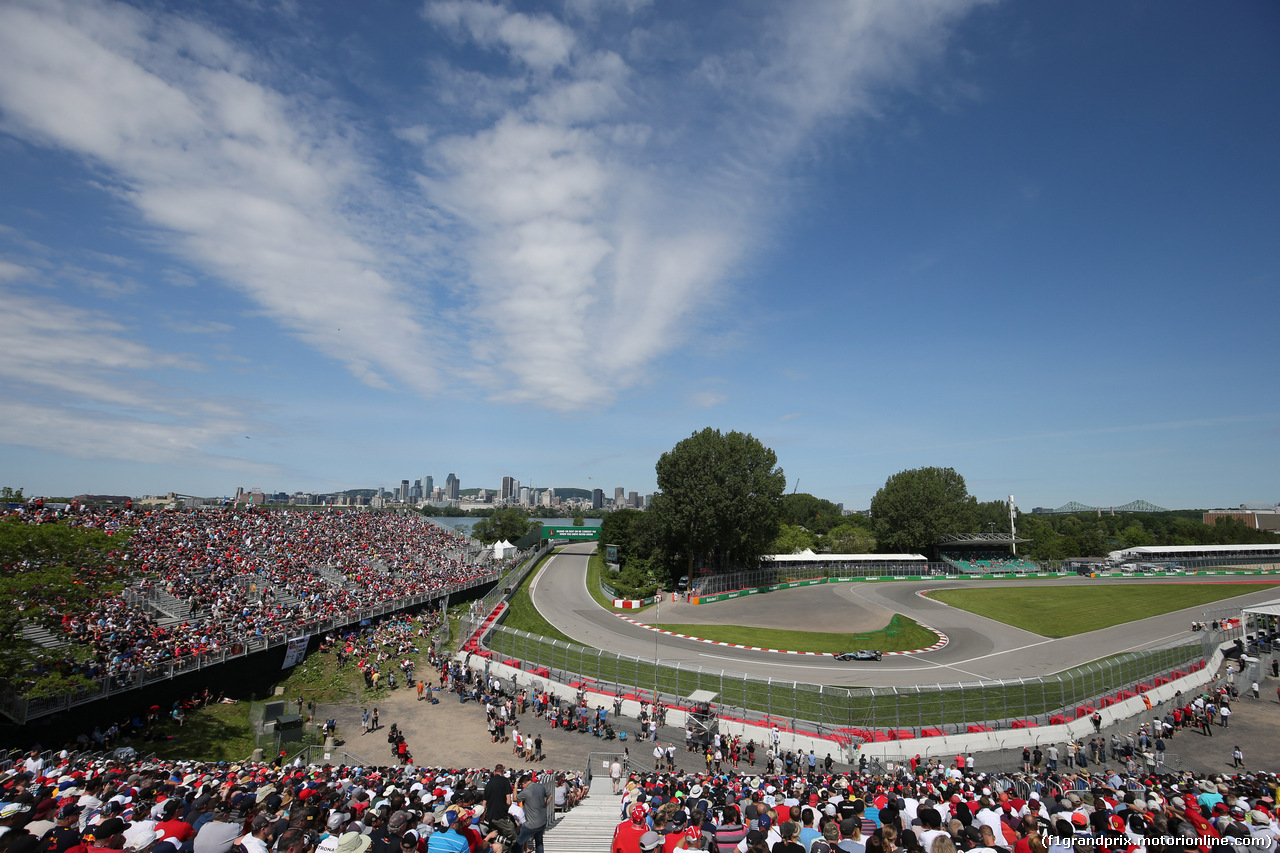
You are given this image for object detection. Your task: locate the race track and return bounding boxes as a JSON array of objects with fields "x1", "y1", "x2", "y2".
[{"x1": 528, "y1": 543, "x2": 1279, "y2": 687}]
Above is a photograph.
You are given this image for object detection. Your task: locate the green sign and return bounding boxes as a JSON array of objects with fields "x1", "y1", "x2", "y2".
[{"x1": 540, "y1": 526, "x2": 601, "y2": 540}]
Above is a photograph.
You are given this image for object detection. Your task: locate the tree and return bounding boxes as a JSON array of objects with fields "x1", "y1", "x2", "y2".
[
  {"x1": 779, "y1": 493, "x2": 845, "y2": 534},
  {"x1": 470, "y1": 507, "x2": 534, "y2": 544},
  {"x1": 870, "y1": 466, "x2": 972, "y2": 554},
  {"x1": 572, "y1": 515, "x2": 585, "y2": 527},
  {"x1": 770, "y1": 524, "x2": 815, "y2": 555},
  {"x1": 822, "y1": 522, "x2": 877, "y2": 554},
  {"x1": 0, "y1": 515, "x2": 131, "y2": 697},
  {"x1": 650, "y1": 427, "x2": 786, "y2": 586}
]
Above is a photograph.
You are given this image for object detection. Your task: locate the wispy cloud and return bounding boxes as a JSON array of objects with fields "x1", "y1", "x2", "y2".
[
  {"x1": 0, "y1": 0, "x2": 438, "y2": 396},
  {"x1": 0, "y1": 285, "x2": 271, "y2": 471},
  {"x1": 0, "y1": 0, "x2": 984, "y2": 415},
  {"x1": 413, "y1": 0, "x2": 983, "y2": 408}
]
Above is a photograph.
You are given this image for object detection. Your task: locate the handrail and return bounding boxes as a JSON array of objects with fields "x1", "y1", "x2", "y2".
[{"x1": 2, "y1": 563, "x2": 514, "y2": 725}]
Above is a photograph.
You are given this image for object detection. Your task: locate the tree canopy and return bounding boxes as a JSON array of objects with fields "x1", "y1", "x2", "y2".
[
  {"x1": 870, "y1": 466, "x2": 972, "y2": 554},
  {"x1": 470, "y1": 507, "x2": 534, "y2": 544},
  {"x1": 650, "y1": 427, "x2": 786, "y2": 581},
  {"x1": 0, "y1": 514, "x2": 131, "y2": 697}
]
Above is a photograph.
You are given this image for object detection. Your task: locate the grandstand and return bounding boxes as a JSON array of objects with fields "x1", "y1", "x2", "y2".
[
  {"x1": 936, "y1": 532, "x2": 1038, "y2": 573},
  {"x1": 1106, "y1": 542, "x2": 1280, "y2": 569},
  {"x1": 1, "y1": 503, "x2": 524, "y2": 724}
]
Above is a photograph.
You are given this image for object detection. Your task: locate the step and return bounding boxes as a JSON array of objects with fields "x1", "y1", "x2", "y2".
[
  {"x1": 21, "y1": 623, "x2": 70, "y2": 650},
  {"x1": 542, "y1": 774, "x2": 622, "y2": 853}
]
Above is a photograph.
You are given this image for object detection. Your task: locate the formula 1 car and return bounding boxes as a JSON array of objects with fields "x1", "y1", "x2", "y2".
[{"x1": 834, "y1": 650, "x2": 883, "y2": 662}]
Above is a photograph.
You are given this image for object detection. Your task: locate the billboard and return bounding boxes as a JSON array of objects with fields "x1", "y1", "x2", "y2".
[
  {"x1": 282, "y1": 635, "x2": 309, "y2": 669},
  {"x1": 540, "y1": 526, "x2": 601, "y2": 540}
]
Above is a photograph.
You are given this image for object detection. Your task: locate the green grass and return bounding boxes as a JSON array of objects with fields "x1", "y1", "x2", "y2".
[
  {"x1": 498, "y1": 550, "x2": 577, "y2": 643},
  {"x1": 649, "y1": 614, "x2": 938, "y2": 653},
  {"x1": 927, "y1": 581, "x2": 1280, "y2": 638},
  {"x1": 143, "y1": 702, "x2": 257, "y2": 762},
  {"x1": 587, "y1": 549, "x2": 664, "y2": 613}
]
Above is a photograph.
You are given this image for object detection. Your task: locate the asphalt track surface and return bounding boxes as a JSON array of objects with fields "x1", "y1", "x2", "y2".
[{"x1": 529, "y1": 543, "x2": 1280, "y2": 687}]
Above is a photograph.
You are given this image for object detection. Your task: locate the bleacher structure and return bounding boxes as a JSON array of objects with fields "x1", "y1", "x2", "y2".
[{"x1": 935, "y1": 532, "x2": 1037, "y2": 574}]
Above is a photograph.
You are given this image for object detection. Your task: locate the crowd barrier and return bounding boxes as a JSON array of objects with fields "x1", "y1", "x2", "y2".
[{"x1": 457, "y1": 636, "x2": 1237, "y2": 764}]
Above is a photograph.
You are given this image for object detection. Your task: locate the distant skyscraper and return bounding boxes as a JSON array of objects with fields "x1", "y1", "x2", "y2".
[
  {"x1": 424, "y1": 475, "x2": 433, "y2": 496},
  {"x1": 501, "y1": 476, "x2": 515, "y2": 501},
  {"x1": 445, "y1": 473, "x2": 459, "y2": 500},
  {"x1": 591, "y1": 488, "x2": 603, "y2": 509},
  {"x1": 614, "y1": 487, "x2": 625, "y2": 505},
  {"x1": 520, "y1": 486, "x2": 531, "y2": 504},
  {"x1": 400, "y1": 479, "x2": 410, "y2": 501},
  {"x1": 629, "y1": 490, "x2": 639, "y2": 508}
]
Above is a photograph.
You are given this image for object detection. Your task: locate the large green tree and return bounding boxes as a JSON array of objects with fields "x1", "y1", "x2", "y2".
[
  {"x1": 0, "y1": 514, "x2": 131, "y2": 697},
  {"x1": 470, "y1": 507, "x2": 534, "y2": 544},
  {"x1": 870, "y1": 466, "x2": 972, "y2": 554},
  {"x1": 650, "y1": 427, "x2": 786, "y2": 586},
  {"x1": 778, "y1": 493, "x2": 845, "y2": 534}
]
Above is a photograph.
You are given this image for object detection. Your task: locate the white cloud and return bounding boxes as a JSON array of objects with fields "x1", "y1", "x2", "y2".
[
  {"x1": 414, "y1": 0, "x2": 983, "y2": 409},
  {"x1": 0, "y1": 0, "x2": 985, "y2": 418},
  {"x1": 0, "y1": 0, "x2": 439, "y2": 396},
  {"x1": 0, "y1": 285, "x2": 271, "y2": 471},
  {"x1": 426, "y1": 1, "x2": 576, "y2": 72},
  {"x1": 0, "y1": 259, "x2": 32, "y2": 282},
  {"x1": 689, "y1": 390, "x2": 728, "y2": 409}
]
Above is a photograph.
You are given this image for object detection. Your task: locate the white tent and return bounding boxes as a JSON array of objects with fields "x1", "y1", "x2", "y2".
[
  {"x1": 491, "y1": 539, "x2": 517, "y2": 559},
  {"x1": 1241, "y1": 598, "x2": 1280, "y2": 619}
]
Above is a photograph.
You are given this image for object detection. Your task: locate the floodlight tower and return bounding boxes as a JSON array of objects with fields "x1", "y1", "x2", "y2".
[{"x1": 1009, "y1": 495, "x2": 1018, "y2": 555}]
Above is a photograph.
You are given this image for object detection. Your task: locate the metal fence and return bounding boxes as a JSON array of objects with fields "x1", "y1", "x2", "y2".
[
  {"x1": 2, "y1": 566, "x2": 511, "y2": 725},
  {"x1": 467, "y1": 618, "x2": 1210, "y2": 742}
]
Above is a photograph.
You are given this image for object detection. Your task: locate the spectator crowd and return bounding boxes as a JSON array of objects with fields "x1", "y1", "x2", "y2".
[
  {"x1": 2, "y1": 745, "x2": 1279, "y2": 853},
  {"x1": 5, "y1": 504, "x2": 518, "y2": 689}
]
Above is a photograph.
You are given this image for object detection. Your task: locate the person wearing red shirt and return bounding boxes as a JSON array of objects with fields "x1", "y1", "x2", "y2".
[
  {"x1": 613, "y1": 805, "x2": 650, "y2": 853},
  {"x1": 155, "y1": 801, "x2": 195, "y2": 848}
]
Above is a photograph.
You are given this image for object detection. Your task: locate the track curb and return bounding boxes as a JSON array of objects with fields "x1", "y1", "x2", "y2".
[{"x1": 611, "y1": 613, "x2": 949, "y2": 656}]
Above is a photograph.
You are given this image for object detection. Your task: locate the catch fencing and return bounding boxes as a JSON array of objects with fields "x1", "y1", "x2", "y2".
[{"x1": 467, "y1": 617, "x2": 1213, "y2": 745}]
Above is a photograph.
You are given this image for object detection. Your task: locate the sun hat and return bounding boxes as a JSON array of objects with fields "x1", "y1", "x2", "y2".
[{"x1": 334, "y1": 832, "x2": 372, "y2": 853}]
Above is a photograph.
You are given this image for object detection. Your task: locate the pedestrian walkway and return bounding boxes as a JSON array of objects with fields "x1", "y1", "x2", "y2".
[{"x1": 542, "y1": 773, "x2": 618, "y2": 853}]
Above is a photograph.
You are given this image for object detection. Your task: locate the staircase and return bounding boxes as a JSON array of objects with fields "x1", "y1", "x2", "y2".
[
  {"x1": 543, "y1": 773, "x2": 619, "y2": 852},
  {"x1": 21, "y1": 622, "x2": 70, "y2": 650}
]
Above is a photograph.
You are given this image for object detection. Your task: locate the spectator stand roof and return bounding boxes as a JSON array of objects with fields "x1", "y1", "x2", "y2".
[
  {"x1": 1240, "y1": 598, "x2": 1280, "y2": 619},
  {"x1": 1107, "y1": 543, "x2": 1280, "y2": 562},
  {"x1": 767, "y1": 549, "x2": 927, "y2": 563},
  {"x1": 936, "y1": 533, "x2": 1031, "y2": 548}
]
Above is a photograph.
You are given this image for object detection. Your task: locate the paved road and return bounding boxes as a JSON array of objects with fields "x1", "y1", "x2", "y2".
[{"x1": 529, "y1": 543, "x2": 1280, "y2": 687}]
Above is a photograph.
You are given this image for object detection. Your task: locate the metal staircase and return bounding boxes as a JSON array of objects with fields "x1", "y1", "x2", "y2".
[{"x1": 542, "y1": 771, "x2": 620, "y2": 852}]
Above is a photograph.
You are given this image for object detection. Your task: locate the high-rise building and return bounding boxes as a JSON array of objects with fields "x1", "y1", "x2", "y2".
[
  {"x1": 424, "y1": 475, "x2": 433, "y2": 497},
  {"x1": 445, "y1": 473, "x2": 459, "y2": 500},
  {"x1": 519, "y1": 486, "x2": 531, "y2": 505},
  {"x1": 628, "y1": 490, "x2": 639, "y2": 508},
  {"x1": 591, "y1": 488, "x2": 603, "y2": 509},
  {"x1": 501, "y1": 476, "x2": 515, "y2": 502},
  {"x1": 614, "y1": 487, "x2": 625, "y2": 505},
  {"x1": 400, "y1": 479, "x2": 410, "y2": 501}
]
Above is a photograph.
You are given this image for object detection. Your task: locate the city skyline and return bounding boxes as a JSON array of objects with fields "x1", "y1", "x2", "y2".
[{"x1": 0, "y1": 1, "x2": 1276, "y2": 510}]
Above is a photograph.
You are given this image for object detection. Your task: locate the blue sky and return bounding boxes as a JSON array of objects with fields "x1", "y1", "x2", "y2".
[{"x1": 0, "y1": 0, "x2": 1276, "y2": 510}]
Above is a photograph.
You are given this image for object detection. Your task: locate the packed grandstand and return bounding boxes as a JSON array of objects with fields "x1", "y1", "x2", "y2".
[{"x1": 3, "y1": 503, "x2": 516, "y2": 692}]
